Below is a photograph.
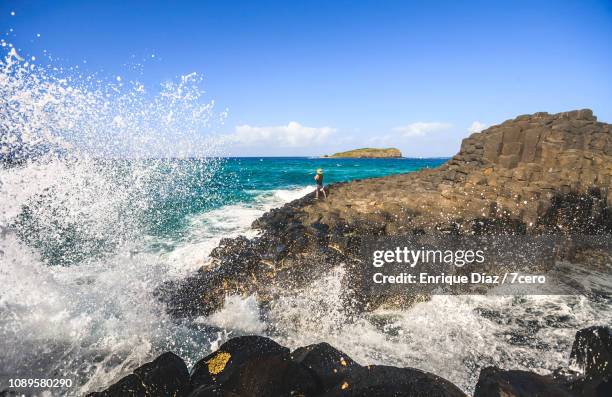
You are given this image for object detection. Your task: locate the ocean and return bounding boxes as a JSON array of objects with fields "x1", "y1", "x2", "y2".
[
  {"x1": 1, "y1": 156, "x2": 452, "y2": 392},
  {"x1": 1, "y1": 50, "x2": 610, "y2": 396},
  {"x1": 3, "y1": 156, "x2": 610, "y2": 395}
]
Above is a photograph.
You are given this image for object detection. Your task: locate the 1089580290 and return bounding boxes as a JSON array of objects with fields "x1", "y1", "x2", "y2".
[{"x1": 8, "y1": 378, "x2": 73, "y2": 389}]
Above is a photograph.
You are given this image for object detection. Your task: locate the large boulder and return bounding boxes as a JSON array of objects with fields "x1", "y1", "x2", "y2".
[
  {"x1": 291, "y1": 342, "x2": 361, "y2": 392},
  {"x1": 88, "y1": 337, "x2": 468, "y2": 397},
  {"x1": 473, "y1": 367, "x2": 574, "y2": 397},
  {"x1": 570, "y1": 326, "x2": 612, "y2": 379},
  {"x1": 473, "y1": 325, "x2": 612, "y2": 397},
  {"x1": 190, "y1": 336, "x2": 289, "y2": 389},
  {"x1": 195, "y1": 354, "x2": 322, "y2": 397},
  {"x1": 87, "y1": 352, "x2": 190, "y2": 397},
  {"x1": 319, "y1": 365, "x2": 467, "y2": 397},
  {"x1": 190, "y1": 336, "x2": 322, "y2": 397},
  {"x1": 567, "y1": 326, "x2": 612, "y2": 397}
]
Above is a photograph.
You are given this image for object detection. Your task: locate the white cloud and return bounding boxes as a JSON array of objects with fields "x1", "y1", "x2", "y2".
[
  {"x1": 468, "y1": 121, "x2": 487, "y2": 134},
  {"x1": 224, "y1": 122, "x2": 336, "y2": 147},
  {"x1": 392, "y1": 121, "x2": 452, "y2": 137}
]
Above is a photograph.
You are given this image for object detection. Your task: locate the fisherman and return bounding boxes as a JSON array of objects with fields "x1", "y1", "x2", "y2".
[{"x1": 314, "y1": 168, "x2": 327, "y2": 199}]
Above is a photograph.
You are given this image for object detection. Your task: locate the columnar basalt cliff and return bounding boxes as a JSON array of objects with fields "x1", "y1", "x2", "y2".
[{"x1": 157, "y1": 109, "x2": 611, "y2": 318}]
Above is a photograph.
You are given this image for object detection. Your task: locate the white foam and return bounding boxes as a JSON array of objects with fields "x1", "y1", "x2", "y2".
[
  {"x1": 164, "y1": 185, "x2": 314, "y2": 272},
  {"x1": 203, "y1": 264, "x2": 612, "y2": 394},
  {"x1": 196, "y1": 295, "x2": 266, "y2": 334},
  {"x1": 1, "y1": 160, "x2": 313, "y2": 394},
  {"x1": 0, "y1": 50, "x2": 226, "y2": 394},
  {"x1": 2, "y1": 40, "x2": 610, "y2": 397}
]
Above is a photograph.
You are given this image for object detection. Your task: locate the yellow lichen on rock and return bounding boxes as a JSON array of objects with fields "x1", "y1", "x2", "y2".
[{"x1": 207, "y1": 351, "x2": 231, "y2": 375}]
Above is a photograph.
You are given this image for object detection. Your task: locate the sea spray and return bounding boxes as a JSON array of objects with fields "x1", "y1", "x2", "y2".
[
  {"x1": 2, "y1": 36, "x2": 609, "y2": 397},
  {"x1": 0, "y1": 43, "x2": 227, "y2": 394},
  {"x1": 203, "y1": 269, "x2": 611, "y2": 394},
  {"x1": 0, "y1": 43, "x2": 226, "y2": 262}
]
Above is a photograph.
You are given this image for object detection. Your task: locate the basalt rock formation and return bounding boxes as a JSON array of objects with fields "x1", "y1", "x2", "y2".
[
  {"x1": 88, "y1": 335, "x2": 467, "y2": 397},
  {"x1": 87, "y1": 352, "x2": 190, "y2": 397},
  {"x1": 88, "y1": 326, "x2": 612, "y2": 397},
  {"x1": 474, "y1": 326, "x2": 612, "y2": 397},
  {"x1": 157, "y1": 109, "x2": 611, "y2": 318}
]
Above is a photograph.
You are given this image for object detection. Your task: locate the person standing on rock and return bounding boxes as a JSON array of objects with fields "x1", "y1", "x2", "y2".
[{"x1": 314, "y1": 168, "x2": 327, "y2": 199}]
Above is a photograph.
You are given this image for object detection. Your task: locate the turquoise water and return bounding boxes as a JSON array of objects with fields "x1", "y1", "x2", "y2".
[
  {"x1": 4, "y1": 157, "x2": 612, "y2": 397},
  {"x1": 2, "y1": 155, "x2": 451, "y2": 394},
  {"x1": 217, "y1": 157, "x2": 446, "y2": 190},
  {"x1": 10, "y1": 157, "x2": 447, "y2": 267},
  {"x1": 145, "y1": 157, "x2": 448, "y2": 238},
  {"x1": 2, "y1": 49, "x2": 608, "y2": 396},
  {"x1": 4, "y1": 157, "x2": 611, "y2": 396}
]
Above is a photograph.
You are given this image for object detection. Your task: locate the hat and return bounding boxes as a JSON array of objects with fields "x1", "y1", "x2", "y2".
[{"x1": 316, "y1": 169, "x2": 324, "y2": 175}]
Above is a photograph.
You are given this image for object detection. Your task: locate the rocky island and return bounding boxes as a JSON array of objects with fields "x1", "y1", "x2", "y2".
[
  {"x1": 94, "y1": 109, "x2": 610, "y2": 396},
  {"x1": 322, "y1": 147, "x2": 402, "y2": 158}
]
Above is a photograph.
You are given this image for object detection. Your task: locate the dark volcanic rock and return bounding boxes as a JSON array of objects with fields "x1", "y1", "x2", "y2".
[
  {"x1": 89, "y1": 329, "x2": 612, "y2": 397},
  {"x1": 474, "y1": 326, "x2": 612, "y2": 397},
  {"x1": 291, "y1": 342, "x2": 361, "y2": 392},
  {"x1": 567, "y1": 326, "x2": 612, "y2": 397},
  {"x1": 159, "y1": 109, "x2": 611, "y2": 317},
  {"x1": 320, "y1": 365, "x2": 467, "y2": 397},
  {"x1": 190, "y1": 336, "x2": 324, "y2": 396},
  {"x1": 87, "y1": 352, "x2": 190, "y2": 397},
  {"x1": 89, "y1": 336, "x2": 467, "y2": 397},
  {"x1": 188, "y1": 387, "x2": 239, "y2": 397},
  {"x1": 187, "y1": 337, "x2": 465, "y2": 397},
  {"x1": 569, "y1": 376, "x2": 612, "y2": 397},
  {"x1": 211, "y1": 354, "x2": 322, "y2": 397},
  {"x1": 570, "y1": 326, "x2": 612, "y2": 379},
  {"x1": 190, "y1": 336, "x2": 290, "y2": 389},
  {"x1": 473, "y1": 366, "x2": 574, "y2": 397}
]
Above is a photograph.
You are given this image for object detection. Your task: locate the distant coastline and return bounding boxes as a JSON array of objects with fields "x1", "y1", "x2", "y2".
[{"x1": 322, "y1": 147, "x2": 402, "y2": 158}]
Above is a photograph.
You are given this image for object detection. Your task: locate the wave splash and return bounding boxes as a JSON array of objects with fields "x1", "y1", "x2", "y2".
[
  {"x1": 0, "y1": 48, "x2": 317, "y2": 393},
  {"x1": 1, "y1": 38, "x2": 609, "y2": 397},
  {"x1": 0, "y1": 48, "x2": 231, "y2": 394},
  {"x1": 201, "y1": 266, "x2": 611, "y2": 394}
]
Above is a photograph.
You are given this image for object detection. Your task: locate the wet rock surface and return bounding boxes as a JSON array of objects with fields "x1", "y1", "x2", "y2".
[
  {"x1": 566, "y1": 326, "x2": 612, "y2": 397},
  {"x1": 90, "y1": 335, "x2": 467, "y2": 397},
  {"x1": 473, "y1": 326, "x2": 612, "y2": 397},
  {"x1": 190, "y1": 336, "x2": 291, "y2": 390},
  {"x1": 473, "y1": 367, "x2": 575, "y2": 397},
  {"x1": 157, "y1": 109, "x2": 611, "y2": 318},
  {"x1": 87, "y1": 352, "x2": 190, "y2": 397},
  {"x1": 570, "y1": 326, "x2": 612, "y2": 380},
  {"x1": 90, "y1": 326, "x2": 612, "y2": 396},
  {"x1": 319, "y1": 365, "x2": 467, "y2": 397},
  {"x1": 291, "y1": 342, "x2": 361, "y2": 392}
]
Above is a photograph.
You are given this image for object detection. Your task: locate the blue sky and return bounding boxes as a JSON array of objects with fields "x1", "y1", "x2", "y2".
[{"x1": 2, "y1": 0, "x2": 611, "y2": 157}]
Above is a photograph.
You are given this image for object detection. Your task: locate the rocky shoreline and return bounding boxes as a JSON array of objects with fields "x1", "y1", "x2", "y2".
[
  {"x1": 158, "y1": 109, "x2": 611, "y2": 317},
  {"x1": 125, "y1": 109, "x2": 612, "y2": 397},
  {"x1": 88, "y1": 326, "x2": 611, "y2": 396}
]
